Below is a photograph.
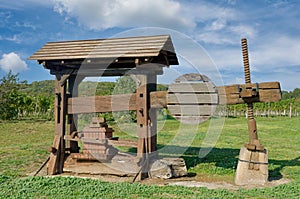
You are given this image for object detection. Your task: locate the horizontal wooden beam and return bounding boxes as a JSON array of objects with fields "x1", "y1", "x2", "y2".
[
  {"x1": 167, "y1": 105, "x2": 217, "y2": 116},
  {"x1": 64, "y1": 135, "x2": 137, "y2": 148},
  {"x1": 67, "y1": 82, "x2": 281, "y2": 114},
  {"x1": 68, "y1": 94, "x2": 136, "y2": 114},
  {"x1": 218, "y1": 82, "x2": 281, "y2": 105},
  {"x1": 68, "y1": 91, "x2": 167, "y2": 114}
]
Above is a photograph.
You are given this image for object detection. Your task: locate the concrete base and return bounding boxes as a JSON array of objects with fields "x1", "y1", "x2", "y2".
[{"x1": 235, "y1": 146, "x2": 268, "y2": 185}]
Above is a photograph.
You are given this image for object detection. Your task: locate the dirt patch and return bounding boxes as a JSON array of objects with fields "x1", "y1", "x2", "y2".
[
  {"x1": 164, "y1": 178, "x2": 291, "y2": 190},
  {"x1": 30, "y1": 155, "x2": 291, "y2": 190}
]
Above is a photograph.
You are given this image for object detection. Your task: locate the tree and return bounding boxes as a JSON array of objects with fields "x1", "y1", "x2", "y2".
[
  {"x1": 113, "y1": 76, "x2": 136, "y2": 95},
  {"x1": 0, "y1": 72, "x2": 24, "y2": 120}
]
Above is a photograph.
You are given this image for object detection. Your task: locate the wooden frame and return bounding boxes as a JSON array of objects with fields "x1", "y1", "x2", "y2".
[{"x1": 29, "y1": 35, "x2": 178, "y2": 176}]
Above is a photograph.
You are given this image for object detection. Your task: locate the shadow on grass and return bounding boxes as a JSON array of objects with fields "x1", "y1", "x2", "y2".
[
  {"x1": 268, "y1": 156, "x2": 300, "y2": 181},
  {"x1": 154, "y1": 145, "x2": 300, "y2": 180},
  {"x1": 125, "y1": 144, "x2": 299, "y2": 180}
]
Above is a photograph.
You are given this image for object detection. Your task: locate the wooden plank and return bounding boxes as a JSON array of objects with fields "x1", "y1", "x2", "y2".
[
  {"x1": 173, "y1": 116, "x2": 211, "y2": 124},
  {"x1": 109, "y1": 139, "x2": 137, "y2": 148},
  {"x1": 67, "y1": 75, "x2": 81, "y2": 153},
  {"x1": 217, "y1": 82, "x2": 280, "y2": 95},
  {"x1": 43, "y1": 35, "x2": 169, "y2": 46},
  {"x1": 30, "y1": 52, "x2": 161, "y2": 60},
  {"x1": 32, "y1": 48, "x2": 161, "y2": 57},
  {"x1": 259, "y1": 89, "x2": 281, "y2": 102},
  {"x1": 136, "y1": 75, "x2": 148, "y2": 158},
  {"x1": 64, "y1": 135, "x2": 137, "y2": 148},
  {"x1": 68, "y1": 94, "x2": 136, "y2": 114},
  {"x1": 68, "y1": 90, "x2": 166, "y2": 114},
  {"x1": 35, "y1": 43, "x2": 164, "y2": 53},
  {"x1": 168, "y1": 82, "x2": 216, "y2": 93},
  {"x1": 47, "y1": 135, "x2": 61, "y2": 175},
  {"x1": 58, "y1": 80, "x2": 67, "y2": 174},
  {"x1": 29, "y1": 35, "x2": 174, "y2": 60},
  {"x1": 167, "y1": 105, "x2": 217, "y2": 116},
  {"x1": 217, "y1": 82, "x2": 281, "y2": 105},
  {"x1": 167, "y1": 93, "x2": 218, "y2": 104},
  {"x1": 68, "y1": 81, "x2": 281, "y2": 114}
]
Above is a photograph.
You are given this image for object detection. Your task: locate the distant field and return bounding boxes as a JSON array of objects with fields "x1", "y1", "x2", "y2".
[{"x1": 0, "y1": 117, "x2": 299, "y2": 198}]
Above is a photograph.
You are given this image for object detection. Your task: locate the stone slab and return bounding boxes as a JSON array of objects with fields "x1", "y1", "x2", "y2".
[{"x1": 235, "y1": 146, "x2": 268, "y2": 185}]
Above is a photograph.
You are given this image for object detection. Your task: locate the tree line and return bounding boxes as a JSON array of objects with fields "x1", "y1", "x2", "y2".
[{"x1": 0, "y1": 72, "x2": 299, "y2": 120}]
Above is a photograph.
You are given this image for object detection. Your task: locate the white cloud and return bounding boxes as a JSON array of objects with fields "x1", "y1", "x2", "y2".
[
  {"x1": 206, "y1": 35, "x2": 300, "y2": 73},
  {"x1": 251, "y1": 36, "x2": 300, "y2": 68},
  {"x1": 53, "y1": 0, "x2": 244, "y2": 46},
  {"x1": 15, "y1": 21, "x2": 36, "y2": 30},
  {"x1": 196, "y1": 32, "x2": 236, "y2": 45},
  {"x1": 54, "y1": 0, "x2": 195, "y2": 30},
  {"x1": 0, "y1": 52, "x2": 28, "y2": 74},
  {"x1": 205, "y1": 18, "x2": 227, "y2": 31},
  {"x1": 5, "y1": 35, "x2": 21, "y2": 43},
  {"x1": 229, "y1": 24, "x2": 257, "y2": 39},
  {"x1": 183, "y1": 1, "x2": 236, "y2": 23}
]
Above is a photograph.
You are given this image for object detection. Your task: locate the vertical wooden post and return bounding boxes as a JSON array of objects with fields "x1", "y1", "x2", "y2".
[
  {"x1": 136, "y1": 72, "x2": 158, "y2": 179},
  {"x1": 67, "y1": 75, "x2": 82, "y2": 153},
  {"x1": 47, "y1": 76, "x2": 67, "y2": 175},
  {"x1": 136, "y1": 74, "x2": 149, "y2": 158},
  {"x1": 147, "y1": 75, "x2": 157, "y2": 154}
]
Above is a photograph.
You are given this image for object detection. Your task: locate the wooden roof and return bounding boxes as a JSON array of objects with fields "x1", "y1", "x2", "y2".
[{"x1": 29, "y1": 35, "x2": 178, "y2": 65}]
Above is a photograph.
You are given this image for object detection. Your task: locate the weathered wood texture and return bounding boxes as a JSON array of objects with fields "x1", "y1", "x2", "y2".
[
  {"x1": 67, "y1": 91, "x2": 166, "y2": 114},
  {"x1": 68, "y1": 94, "x2": 136, "y2": 114},
  {"x1": 67, "y1": 75, "x2": 81, "y2": 153},
  {"x1": 218, "y1": 82, "x2": 281, "y2": 105},
  {"x1": 67, "y1": 82, "x2": 281, "y2": 115},
  {"x1": 47, "y1": 79, "x2": 67, "y2": 175},
  {"x1": 167, "y1": 82, "x2": 218, "y2": 123},
  {"x1": 28, "y1": 35, "x2": 178, "y2": 66},
  {"x1": 47, "y1": 135, "x2": 61, "y2": 175},
  {"x1": 64, "y1": 135, "x2": 138, "y2": 148}
]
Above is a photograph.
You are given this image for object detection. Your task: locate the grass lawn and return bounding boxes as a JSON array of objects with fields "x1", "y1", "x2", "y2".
[{"x1": 0, "y1": 117, "x2": 299, "y2": 198}]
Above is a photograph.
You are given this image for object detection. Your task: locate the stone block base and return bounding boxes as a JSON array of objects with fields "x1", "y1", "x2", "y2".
[{"x1": 235, "y1": 146, "x2": 268, "y2": 185}]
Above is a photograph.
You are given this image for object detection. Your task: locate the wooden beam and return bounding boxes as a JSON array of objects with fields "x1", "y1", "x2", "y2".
[
  {"x1": 218, "y1": 82, "x2": 281, "y2": 105},
  {"x1": 64, "y1": 135, "x2": 137, "y2": 148},
  {"x1": 67, "y1": 75, "x2": 83, "y2": 153},
  {"x1": 168, "y1": 82, "x2": 216, "y2": 93},
  {"x1": 47, "y1": 135, "x2": 61, "y2": 175},
  {"x1": 168, "y1": 93, "x2": 218, "y2": 104},
  {"x1": 167, "y1": 105, "x2": 217, "y2": 116},
  {"x1": 68, "y1": 91, "x2": 167, "y2": 114},
  {"x1": 67, "y1": 81, "x2": 281, "y2": 115},
  {"x1": 68, "y1": 94, "x2": 136, "y2": 114},
  {"x1": 48, "y1": 78, "x2": 67, "y2": 175}
]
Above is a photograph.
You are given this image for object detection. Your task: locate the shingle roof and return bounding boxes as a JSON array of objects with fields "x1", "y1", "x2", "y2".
[{"x1": 29, "y1": 35, "x2": 178, "y2": 65}]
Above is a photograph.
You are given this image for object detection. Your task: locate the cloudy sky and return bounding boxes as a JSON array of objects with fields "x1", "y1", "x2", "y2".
[{"x1": 0, "y1": 0, "x2": 299, "y2": 90}]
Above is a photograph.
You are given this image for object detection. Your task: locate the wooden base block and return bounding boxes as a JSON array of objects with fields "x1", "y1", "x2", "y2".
[{"x1": 235, "y1": 146, "x2": 268, "y2": 185}]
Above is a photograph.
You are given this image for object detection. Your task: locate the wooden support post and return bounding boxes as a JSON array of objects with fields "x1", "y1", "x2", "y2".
[
  {"x1": 47, "y1": 76, "x2": 67, "y2": 175},
  {"x1": 147, "y1": 75, "x2": 157, "y2": 154},
  {"x1": 136, "y1": 74, "x2": 149, "y2": 158},
  {"x1": 136, "y1": 74, "x2": 158, "y2": 156},
  {"x1": 67, "y1": 75, "x2": 83, "y2": 153},
  {"x1": 136, "y1": 72, "x2": 158, "y2": 179}
]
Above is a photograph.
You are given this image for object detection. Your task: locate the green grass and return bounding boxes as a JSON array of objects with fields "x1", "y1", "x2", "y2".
[
  {"x1": 0, "y1": 117, "x2": 299, "y2": 198},
  {"x1": 0, "y1": 120, "x2": 53, "y2": 177}
]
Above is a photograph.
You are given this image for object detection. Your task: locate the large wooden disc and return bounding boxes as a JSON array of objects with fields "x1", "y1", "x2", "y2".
[{"x1": 167, "y1": 73, "x2": 218, "y2": 124}]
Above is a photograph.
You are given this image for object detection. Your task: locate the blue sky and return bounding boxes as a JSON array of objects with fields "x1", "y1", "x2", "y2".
[{"x1": 0, "y1": 0, "x2": 299, "y2": 91}]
